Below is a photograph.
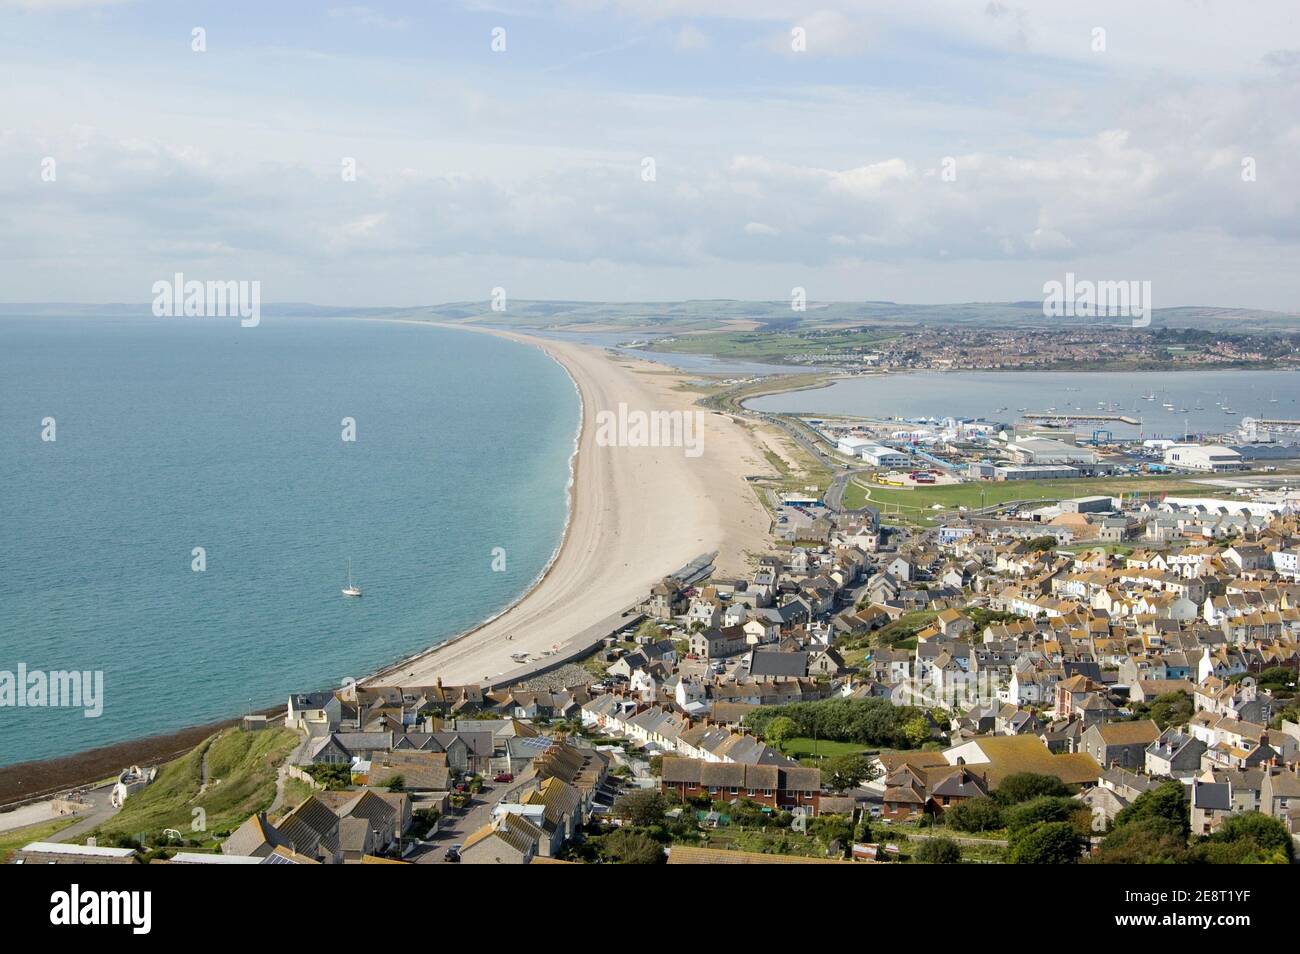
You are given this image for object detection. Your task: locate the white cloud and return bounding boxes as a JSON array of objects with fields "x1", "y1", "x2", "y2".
[{"x1": 673, "y1": 24, "x2": 710, "y2": 51}]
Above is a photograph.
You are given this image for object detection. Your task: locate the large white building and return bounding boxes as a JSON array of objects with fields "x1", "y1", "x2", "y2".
[
  {"x1": 1007, "y1": 437, "x2": 1099, "y2": 466},
  {"x1": 860, "y1": 445, "x2": 910, "y2": 467},
  {"x1": 836, "y1": 435, "x2": 875, "y2": 458},
  {"x1": 1163, "y1": 444, "x2": 1244, "y2": 472}
]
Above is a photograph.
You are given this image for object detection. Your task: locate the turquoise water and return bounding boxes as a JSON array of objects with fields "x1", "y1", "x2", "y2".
[{"x1": 0, "y1": 316, "x2": 579, "y2": 767}]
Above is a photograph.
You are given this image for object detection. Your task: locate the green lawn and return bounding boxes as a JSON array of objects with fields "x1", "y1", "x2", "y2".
[
  {"x1": 647, "y1": 328, "x2": 898, "y2": 362},
  {"x1": 843, "y1": 475, "x2": 1214, "y2": 525},
  {"x1": 0, "y1": 815, "x2": 80, "y2": 862},
  {"x1": 780, "y1": 737, "x2": 866, "y2": 759},
  {"x1": 91, "y1": 727, "x2": 299, "y2": 846}
]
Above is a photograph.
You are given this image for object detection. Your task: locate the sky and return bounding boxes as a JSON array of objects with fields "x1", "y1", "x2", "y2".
[{"x1": 1, "y1": 0, "x2": 1299, "y2": 309}]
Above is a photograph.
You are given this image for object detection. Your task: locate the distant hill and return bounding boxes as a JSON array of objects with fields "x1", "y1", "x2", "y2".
[{"x1": 2, "y1": 300, "x2": 1295, "y2": 332}]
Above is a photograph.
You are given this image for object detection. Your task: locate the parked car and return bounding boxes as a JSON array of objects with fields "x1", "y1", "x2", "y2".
[
  {"x1": 493, "y1": 772, "x2": 514, "y2": 783},
  {"x1": 444, "y1": 846, "x2": 461, "y2": 863}
]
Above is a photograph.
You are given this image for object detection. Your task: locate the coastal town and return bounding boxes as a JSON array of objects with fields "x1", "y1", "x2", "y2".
[
  {"x1": 10, "y1": 399, "x2": 1300, "y2": 866},
  {"x1": 651, "y1": 324, "x2": 1300, "y2": 372}
]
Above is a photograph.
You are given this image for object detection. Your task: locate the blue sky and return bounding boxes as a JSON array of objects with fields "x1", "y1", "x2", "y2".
[{"x1": 2, "y1": 0, "x2": 1299, "y2": 309}]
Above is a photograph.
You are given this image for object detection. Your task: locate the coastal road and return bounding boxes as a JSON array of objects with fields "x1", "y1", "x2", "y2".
[
  {"x1": 47, "y1": 784, "x2": 120, "y2": 843},
  {"x1": 739, "y1": 402, "x2": 878, "y2": 518}
]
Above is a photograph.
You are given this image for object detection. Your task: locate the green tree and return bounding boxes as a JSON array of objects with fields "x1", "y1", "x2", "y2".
[
  {"x1": 1111, "y1": 781, "x2": 1189, "y2": 839},
  {"x1": 764, "y1": 716, "x2": 798, "y2": 749},
  {"x1": 913, "y1": 836, "x2": 961, "y2": 864},
  {"x1": 902, "y1": 716, "x2": 932, "y2": 748},
  {"x1": 1094, "y1": 822, "x2": 1191, "y2": 864},
  {"x1": 1197, "y1": 812, "x2": 1294, "y2": 864},
  {"x1": 808, "y1": 815, "x2": 854, "y2": 856},
  {"x1": 995, "y1": 773, "x2": 1072, "y2": 805},
  {"x1": 1008, "y1": 821, "x2": 1084, "y2": 864},
  {"x1": 822, "y1": 753, "x2": 877, "y2": 792},
  {"x1": 599, "y1": 829, "x2": 666, "y2": 864},
  {"x1": 945, "y1": 796, "x2": 1004, "y2": 833},
  {"x1": 612, "y1": 789, "x2": 667, "y2": 827},
  {"x1": 1142, "y1": 691, "x2": 1194, "y2": 730},
  {"x1": 1003, "y1": 796, "x2": 1087, "y2": 833}
]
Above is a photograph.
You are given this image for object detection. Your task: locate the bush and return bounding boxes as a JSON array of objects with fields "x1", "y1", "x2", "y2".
[
  {"x1": 1196, "y1": 812, "x2": 1295, "y2": 864},
  {"x1": 1094, "y1": 820, "x2": 1190, "y2": 864},
  {"x1": 1003, "y1": 796, "x2": 1085, "y2": 833},
  {"x1": 995, "y1": 773, "x2": 1072, "y2": 805},
  {"x1": 743, "y1": 697, "x2": 931, "y2": 750},
  {"x1": 1112, "y1": 781, "x2": 1188, "y2": 839},
  {"x1": 945, "y1": 796, "x2": 1004, "y2": 833},
  {"x1": 598, "y1": 829, "x2": 666, "y2": 865},
  {"x1": 913, "y1": 837, "x2": 961, "y2": 864},
  {"x1": 1008, "y1": 821, "x2": 1084, "y2": 864},
  {"x1": 612, "y1": 789, "x2": 667, "y2": 827},
  {"x1": 303, "y1": 763, "x2": 353, "y2": 791},
  {"x1": 822, "y1": 753, "x2": 877, "y2": 792}
]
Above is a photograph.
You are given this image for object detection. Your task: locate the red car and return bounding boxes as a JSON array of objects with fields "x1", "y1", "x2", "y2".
[{"x1": 493, "y1": 772, "x2": 514, "y2": 783}]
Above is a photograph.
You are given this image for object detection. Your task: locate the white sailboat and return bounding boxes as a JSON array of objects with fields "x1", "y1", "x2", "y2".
[{"x1": 342, "y1": 559, "x2": 363, "y2": 598}]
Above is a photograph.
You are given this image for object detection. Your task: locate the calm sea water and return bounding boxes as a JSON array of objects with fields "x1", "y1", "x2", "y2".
[
  {"x1": 0, "y1": 316, "x2": 579, "y2": 767},
  {"x1": 746, "y1": 369, "x2": 1300, "y2": 439}
]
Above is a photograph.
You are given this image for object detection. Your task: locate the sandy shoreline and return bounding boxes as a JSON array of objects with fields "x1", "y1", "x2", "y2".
[
  {"x1": 0, "y1": 321, "x2": 775, "y2": 804},
  {"x1": 366, "y1": 321, "x2": 773, "y2": 688}
]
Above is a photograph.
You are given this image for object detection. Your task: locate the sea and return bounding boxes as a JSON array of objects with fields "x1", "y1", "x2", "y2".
[
  {"x1": 0, "y1": 315, "x2": 579, "y2": 767},
  {"x1": 744, "y1": 369, "x2": 1300, "y2": 440}
]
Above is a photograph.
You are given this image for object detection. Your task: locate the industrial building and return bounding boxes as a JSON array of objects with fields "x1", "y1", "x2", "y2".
[
  {"x1": 859, "y1": 444, "x2": 910, "y2": 468},
  {"x1": 836, "y1": 435, "x2": 875, "y2": 458},
  {"x1": 1060, "y1": 495, "x2": 1116, "y2": 514},
  {"x1": 1006, "y1": 437, "x2": 1100, "y2": 466},
  {"x1": 1162, "y1": 444, "x2": 1245, "y2": 473},
  {"x1": 994, "y1": 464, "x2": 1082, "y2": 481}
]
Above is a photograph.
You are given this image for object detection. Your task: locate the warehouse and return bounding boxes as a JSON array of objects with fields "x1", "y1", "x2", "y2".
[
  {"x1": 836, "y1": 435, "x2": 875, "y2": 458},
  {"x1": 1006, "y1": 437, "x2": 1099, "y2": 466},
  {"x1": 859, "y1": 444, "x2": 910, "y2": 468},
  {"x1": 994, "y1": 464, "x2": 1081, "y2": 481},
  {"x1": 1162, "y1": 444, "x2": 1244, "y2": 472}
]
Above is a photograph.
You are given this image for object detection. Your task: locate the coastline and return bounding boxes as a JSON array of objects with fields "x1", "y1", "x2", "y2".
[
  {"x1": 364, "y1": 320, "x2": 773, "y2": 687},
  {"x1": 0, "y1": 319, "x2": 775, "y2": 805},
  {"x1": 361, "y1": 320, "x2": 588, "y2": 686}
]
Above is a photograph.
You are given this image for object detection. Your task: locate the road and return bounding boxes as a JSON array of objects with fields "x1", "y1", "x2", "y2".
[
  {"x1": 47, "y1": 784, "x2": 120, "y2": 843},
  {"x1": 410, "y1": 770, "x2": 536, "y2": 864},
  {"x1": 747, "y1": 408, "x2": 879, "y2": 519}
]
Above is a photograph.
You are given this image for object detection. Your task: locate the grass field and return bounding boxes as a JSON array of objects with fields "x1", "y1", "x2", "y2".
[
  {"x1": 780, "y1": 737, "x2": 866, "y2": 760},
  {"x1": 646, "y1": 328, "x2": 899, "y2": 362},
  {"x1": 0, "y1": 815, "x2": 79, "y2": 862},
  {"x1": 843, "y1": 475, "x2": 1214, "y2": 525},
  {"x1": 91, "y1": 726, "x2": 299, "y2": 846}
]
